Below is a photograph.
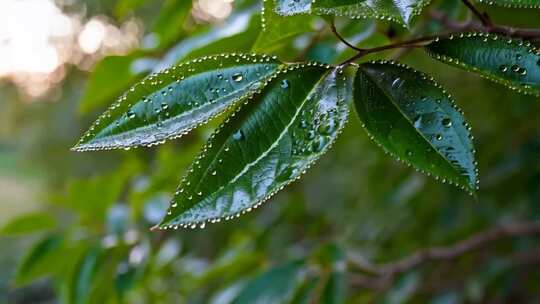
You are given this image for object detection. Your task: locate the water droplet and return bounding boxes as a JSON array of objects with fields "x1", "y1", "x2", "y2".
[
  {"x1": 317, "y1": 121, "x2": 336, "y2": 135},
  {"x1": 232, "y1": 73, "x2": 243, "y2": 82},
  {"x1": 281, "y1": 80, "x2": 289, "y2": 89},
  {"x1": 442, "y1": 118, "x2": 452, "y2": 128},
  {"x1": 232, "y1": 130, "x2": 244, "y2": 141},
  {"x1": 406, "y1": 150, "x2": 413, "y2": 157},
  {"x1": 436, "y1": 134, "x2": 443, "y2": 141},
  {"x1": 161, "y1": 103, "x2": 169, "y2": 110},
  {"x1": 127, "y1": 111, "x2": 136, "y2": 119}
]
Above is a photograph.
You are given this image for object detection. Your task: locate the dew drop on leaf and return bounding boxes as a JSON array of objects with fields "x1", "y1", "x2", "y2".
[
  {"x1": 232, "y1": 73, "x2": 243, "y2": 82},
  {"x1": 233, "y1": 130, "x2": 244, "y2": 141},
  {"x1": 442, "y1": 118, "x2": 452, "y2": 128},
  {"x1": 281, "y1": 80, "x2": 289, "y2": 89}
]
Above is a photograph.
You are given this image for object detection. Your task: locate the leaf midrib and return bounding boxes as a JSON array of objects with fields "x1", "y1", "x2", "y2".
[
  {"x1": 84, "y1": 64, "x2": 280, "y2": 148},
  {"x1": 177, "y1": 68, "x2": 331, "y2": 220}
]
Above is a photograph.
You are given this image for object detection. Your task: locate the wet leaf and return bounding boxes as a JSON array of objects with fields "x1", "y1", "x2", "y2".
[
  {"x1": 353, "y1": 61, "x2": 477, "y2": 192},
  {"x1": 477, "y1": 0, "x2": 540, "y2": 8},
  {"x1": 255, "y1": 0, "x2": 314, "y2": 52},
  {"x1": 74, "y1": 54, "x2": 283, "y2": 151},
  {"x1": 232, "y1": 260, "x2": 305, "y2": 304},
  {"x1": 274, "y1": 0, "x2": 432, "y2": 26},
  {"x1": 157, "y1": 65, "x2": 353, "y2": 229},
  {"x1": 426, "y1": 33, "x2": 540, "y2": 96},
  {"x1": 274, "y1": 0, "x2": 312, "y2": 15}
]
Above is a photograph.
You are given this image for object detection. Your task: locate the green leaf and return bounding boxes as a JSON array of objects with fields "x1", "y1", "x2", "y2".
[
  {"x1": 14, "y1": 234, "x2": 64, "y2": 286},
  {"x1": 426, "y1": 33, "x2": 540, "y2": 96},
  {"x1": 275, "y1": 0, "x2": 432, "y2": 26},
  {"x1": 477, "y1": 0, "x2": 540, "y2": 8},
  {"x1": 353, "y1": 61, "x2": 477, "y2": 192},
  {"x1": 65, "y1": 248, "x2": 103, "y2": 304},
  {"x1": 255, "y1": 0, "x2": 314, "y2": 52},
  {"x1": 0, "y1": 213, "x2": 57, "y2": 236},
  {"x1": 74, "y1": 54, "x2": 283, "y2": 151},
  {"x1": 274, "y1": 0, "x2": 312, "y2": 15},
  {"x1": 232, "y1": 260, "x2": 305, "y2": 304},
  {"x1": 157, "y1": 64, "x2": 353, "y2": 229},
  {"x1": 79, "y1": 54, "x2": 146, "y2": 114},
  {"x1": 156, "y1": 11, "x2": 256, "y2": 70},
  {"x1": 152, "y1": 0, "x2": 192, "y2": 48}
]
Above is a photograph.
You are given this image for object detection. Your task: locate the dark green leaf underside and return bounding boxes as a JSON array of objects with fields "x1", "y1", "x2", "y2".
[
  {"x1": 74, "y1": 54, "x2": 282, "y2": 151},
  {"x1": 477, "y1": 0, "x2": 540, "y2": 8},
  {"x1": 157, "y1": 64, "x2": 353, "y2": 229},
  {"x1": 426, "y1": 33, "x2": 540, "y2": 96},
  {"x1": 354, "y1": 61, "x2": 477, "y2": 192},
  {"x1": 274, "y1": 0, "x2": 432, "y2": 26}
]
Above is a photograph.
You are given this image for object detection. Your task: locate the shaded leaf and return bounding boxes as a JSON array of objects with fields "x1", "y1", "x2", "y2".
[
  {"x1": 0, "y1": 213, "x2": 57, "y2": 236},
  {"x1": 477, "y1": 0, "x2": 540, "y2": 8},
  {"x1": 79, "y1": 54, "x2": 146, "y2": 114},
  {"x1": 426, "y1": 33, "x2": 540, "y2": 96},
  {"x1": 152, "y1": 0, "x2": 192, "y2": 48},
  {"x1": 74, "y1": 54, "x2": 283, "y2": 151},
  {"x1": 14, "y1": 234, "x2": 64, "y2": 286},
  {"x1": 255, "y1": 0, "x2": 314, "y2": 52},
  {"x1": 322, "y1": 272, "x2": 347, "y2": 304},
  {"x1": 155, "y1": 10, "x2": 257, "y2": 71},
  {"x1": 275, "y1": 0, "x2": 432, "y2": 26},
  {"x1": 353, "y1": 61, "x2": 477, "y2": 192},
  {"x1": 232, "y1": 260, "x2": 305, "y2": 304},
  {"x1": 65, "y1": 247, "x2": 103, "y2": 304},
  {"x1": 157, "y1": 64, "x2": 353, "y2": 229}
]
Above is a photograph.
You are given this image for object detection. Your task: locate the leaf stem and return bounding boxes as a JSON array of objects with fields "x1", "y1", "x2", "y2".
[
  {"x1": 339, "y1": 35, "x2": 438, "y2": 65},
  {"x1": 460, "y1": 0, "x2": 493, "y2": 28},
  {"x1": 330, "y1": 19, "x2": 364, "y2": 52}
]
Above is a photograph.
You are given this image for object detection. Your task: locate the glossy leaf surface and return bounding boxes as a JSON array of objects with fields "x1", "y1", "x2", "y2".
[
  {"x1": 232, "y1": 260, "x2": 305, "y2": 304},
  {"x1": 354, "y1": 61, "x2": 477, "y2": 192},
  {"x1": 477, "y1": 0, "x2": 540, "y2": 8},
  {"x1": 274, "y1": 0, "x2": 432, "y2": 26},
  {"x1": 426, "y1": 33, "x2": 540, "y2": 96},
  {"x1": 157, "y1": 65, "x2": 353, "y2": 229},
  {"x1": 74, "y1": 54, "x2": 282, "y2": 151}
]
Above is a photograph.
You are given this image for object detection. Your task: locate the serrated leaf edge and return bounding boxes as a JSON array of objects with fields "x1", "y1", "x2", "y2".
[
  {"x1": 425, "y1": 32, "x2": 540, "y2": 97},
  {"x1": 156, "y1": 63, "x2": 351, "y2": 230},
  {"x1": 73, "y1": 53, "x2": 284, "y2": 152},
  {"x1": 356, "y1": 60, "x2": 478, "y2": 194}
]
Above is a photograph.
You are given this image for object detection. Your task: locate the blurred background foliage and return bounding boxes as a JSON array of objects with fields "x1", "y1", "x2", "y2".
[{"x1": 1, "y1": 0, "x2": 540, "y2": 303}]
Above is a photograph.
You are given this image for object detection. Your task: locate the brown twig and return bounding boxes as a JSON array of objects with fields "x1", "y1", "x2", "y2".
[
  {"x1": 461, "y1": 0, "x2": 493, "y2": 28},
  {"x1": 347, "y1": 221, "x2": 540, "y2": 290},
  {"x1": 330, "y1": 19, "x2": 364, "y2": 52},
  {"x1": 335, "y1": 2, "x2": 540, "y2": 65}
]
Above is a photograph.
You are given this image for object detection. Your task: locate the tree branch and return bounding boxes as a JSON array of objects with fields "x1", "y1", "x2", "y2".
[{"x1": 348, "y1": 221, "x2": 540, "y2": 289}]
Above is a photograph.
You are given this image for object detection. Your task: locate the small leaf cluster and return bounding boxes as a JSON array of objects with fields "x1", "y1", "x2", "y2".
[{"x1": 73, "y1": 0, "x2": 540, "y2": 231}]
